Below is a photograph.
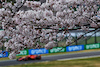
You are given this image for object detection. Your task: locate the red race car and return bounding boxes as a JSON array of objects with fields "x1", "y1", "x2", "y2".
[{"x1": 17, "y1": 55, "x2": 41, "y2": 61}]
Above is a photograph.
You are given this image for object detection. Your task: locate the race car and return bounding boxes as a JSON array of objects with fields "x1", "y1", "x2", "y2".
[{"x1": 17, "y1": 55, "x2": 41, "y2": 61}]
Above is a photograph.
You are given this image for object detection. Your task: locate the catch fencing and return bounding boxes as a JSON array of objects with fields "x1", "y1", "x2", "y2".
[{"x1": 0, "y1": 43, "x2": 100, "y2": 58}]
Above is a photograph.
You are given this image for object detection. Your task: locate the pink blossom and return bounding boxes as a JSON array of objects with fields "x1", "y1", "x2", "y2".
[{"x1": 0, "y1": 0, "x2": 100, "y2": 59}]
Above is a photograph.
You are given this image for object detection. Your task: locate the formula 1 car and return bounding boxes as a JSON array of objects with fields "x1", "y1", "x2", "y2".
[{"x1": 17, "y1": 55, "x2": 41, "y2": 61}]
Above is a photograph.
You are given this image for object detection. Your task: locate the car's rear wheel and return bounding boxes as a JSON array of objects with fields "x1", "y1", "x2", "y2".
[
  {"x1": 36, "y1": 56, "x2": 41, "y2": 60},
  {"x1": 24, "y1": 57, "x2": 28, "y2": 61}
]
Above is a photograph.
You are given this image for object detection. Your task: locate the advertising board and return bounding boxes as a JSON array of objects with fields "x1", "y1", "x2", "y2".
[
  {"x1": 85, "y1": 43, "x2": 100, "y2": 50},
  {"x1": 0, "y1": 51, "x2": 8, "y2": 58},
  {"x1": 49, "y1": 47, "x2": 66, "y2": 53},
  {"x1": 29, "y1": 48, "x2": 49, "y2": 55},
  {"x1": 66, "y1": 45, "x2": 84, "y2": 52},
  {"x1": 16, "y1": 50, "x2": 28, "y2": 56}
]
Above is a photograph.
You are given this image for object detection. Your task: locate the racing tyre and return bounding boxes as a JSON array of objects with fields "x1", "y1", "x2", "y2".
[
  {"x1": 24, "y1": 57, "x2": 28, "y2": 61},
  {"x1": 17, "y1": 57, "x2": 22, "y2": 61},
  {"x1": 36, "y1": 56, "x2": 41, "y2": 60}
]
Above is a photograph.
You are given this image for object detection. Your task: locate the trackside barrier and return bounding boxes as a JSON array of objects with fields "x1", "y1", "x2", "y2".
[
  {"x1": 16, "y1": 50, "x2": 29, "y2": 56},
  {"x1": 0, "y1": 51, "x2": 8, "y2": 58},
  {"x1": 49, "y1": 47, "x2": 66, "y2": 53},
  {"x1": 29, "y1": 48, "x2": 49, "y2": 55},
  {"x1": 66, "y1": 45, "x2": 84, "y2": 52},
  {"x1": 85, "y1": 43, "x2": 100, "y2": 50},
  {"x1": 1, "y1": 43, "x2": 100, "y2": 58}
]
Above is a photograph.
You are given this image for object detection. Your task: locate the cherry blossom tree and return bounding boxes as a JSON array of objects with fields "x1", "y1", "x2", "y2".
[{"x1": 0, "y1": 0, "x2": 100, "y2": 59}]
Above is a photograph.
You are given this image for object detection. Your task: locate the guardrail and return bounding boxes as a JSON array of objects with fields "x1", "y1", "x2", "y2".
[{"x1": 0, "y1": 43, "x2": 100, "y2": 58}]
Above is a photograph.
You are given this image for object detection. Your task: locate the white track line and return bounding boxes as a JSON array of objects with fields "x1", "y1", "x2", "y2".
[
  {"x1": 43, "y1": 50, "x2": 100, "y2": 58},
  {"x1": 57, "y1": 55, "x2": 100, "y2": 61}
]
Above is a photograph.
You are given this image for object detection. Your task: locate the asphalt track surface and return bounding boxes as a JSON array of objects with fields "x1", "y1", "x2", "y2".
[{"x1": 1, "y1": 51, "x2": 100, "y2": 67}]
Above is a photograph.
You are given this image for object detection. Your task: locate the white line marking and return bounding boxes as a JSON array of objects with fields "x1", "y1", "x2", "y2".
[
  {"x1": 43, "y1": 50, "x2": 100, "y2": 58},
  {"x1": 0, "y1": 59, "x2": 16, "y2": 62},
  {"x1": 57, "y1": 55, "x2": 100, "y2": 61},
  {"x1": 37, "y1": 61, "x2": 49, "y2": 63}
]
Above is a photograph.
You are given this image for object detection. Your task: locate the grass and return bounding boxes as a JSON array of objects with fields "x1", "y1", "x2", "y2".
[
  {"x1": 1, "y1": 48, "x2": 100, "y2": 61},
  {"x1": 74, "y1": 36, "x2": 100, "y2": 45},
  {"x1": 82, "y1": 36, "x2": 100, "y2": 45},
  {"x1": 6, "y1": 56, "x2": 100, "y2": 67},
  {"x1": 39, "y1": 36, "x2": 100, "y2": 47},
  {"x1": 57, "y1": 36, "x2": 100, "y2": 47}
]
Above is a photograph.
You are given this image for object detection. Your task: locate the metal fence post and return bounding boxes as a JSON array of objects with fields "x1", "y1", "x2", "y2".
[
  {"x1": 75, "y1": 32, "x2": 77, "y2": 45},
  {"x1": 85, "y1": 32, "x2": 87, "y2": 45},
  {"x1": 95, "y1": 31, "x2": 97, "y2": 43}
]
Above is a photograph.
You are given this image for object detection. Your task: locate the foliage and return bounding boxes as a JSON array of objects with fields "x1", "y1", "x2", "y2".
[{"x1": 0, "y1": 0, "x2": 100, "y2": 59}]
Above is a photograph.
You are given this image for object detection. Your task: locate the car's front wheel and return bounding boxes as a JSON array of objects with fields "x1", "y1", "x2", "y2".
[{"x1": 17, "y1": 57, "x2": 22, "y2": 61}]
